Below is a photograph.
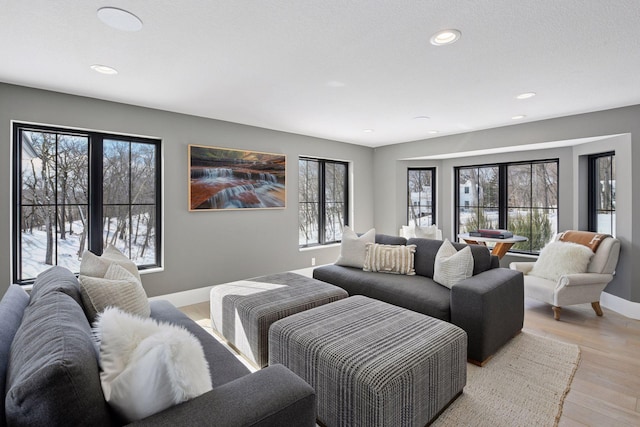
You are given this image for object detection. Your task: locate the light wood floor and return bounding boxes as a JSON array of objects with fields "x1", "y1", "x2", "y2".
[{"x1": 180, "y1": 298, "x2": 640, "y2": 426}]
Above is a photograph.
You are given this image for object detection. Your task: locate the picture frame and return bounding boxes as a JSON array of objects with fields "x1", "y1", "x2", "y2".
[{"x1": 188, "y1": 144, "x2": 286, "y2": 211}]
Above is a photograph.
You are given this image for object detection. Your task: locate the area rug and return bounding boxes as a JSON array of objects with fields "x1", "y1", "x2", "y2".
[
  {"x1": 195, "y1": 319, "x2": 580, "y2": 427},
  {"x1": 432, "y1": 332, "x2": 580, "y2": 427}
]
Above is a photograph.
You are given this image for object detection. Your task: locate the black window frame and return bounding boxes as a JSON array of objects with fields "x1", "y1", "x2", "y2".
[
  {"x1": 406, "y1": 167, "x2": 436, "y2": 226},
  {"x1": 588, "y1": 151, "x2": 615, "y2": 235},
  {"x1": 454, "y1": 158, "x2": 559, "y2": 254},
  {"x1": 298, "y1": 157, "x2": 349, "y2": 247},
  {"x1": 12, "y1": 122, "x2": 162, "y2": 284}
]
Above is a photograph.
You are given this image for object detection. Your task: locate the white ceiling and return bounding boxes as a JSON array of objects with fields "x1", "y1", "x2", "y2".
[{"x1": 1, "y1": 1, "x2": 639, "y2": 147}]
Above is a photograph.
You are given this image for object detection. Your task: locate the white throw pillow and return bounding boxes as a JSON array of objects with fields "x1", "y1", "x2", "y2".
[
  {"x1": 363, "y1": 243, "x2": 417, "y2": 275},
  {"x1": 94, "y1": 308, "x2": 213, "y2": 423},
  {"x1": 433, "y1": 239, "x2": 474, "y2": 288},
  {"x1": 80, "y1": 245, "x2": 142, "y2": 283},
  {"x1": 414, "y1": 224, "x2": 439, "y2": 239},
  {"x1": 335, "y1": 227, "x2": 375, "y2": 268},
  {"x1": 79, "y1": 263, "x2": 150, "y2": 323},
  {"x1": 529, "y1": 241, "x2": 594, "y2": 281},
  {"x1": 400, "y1": 225, "x2": 416, "y2": 239}
]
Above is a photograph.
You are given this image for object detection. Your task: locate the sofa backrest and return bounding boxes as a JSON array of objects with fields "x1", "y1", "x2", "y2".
[
  {"x1": 0, "y1": 284, "x2": 30, "y2": 427},
  {"x1": 407, "y1": 238, "x2": 495, "y2": 279},
  {"x1": 375, "y1": 234, "x2": 407, "y2": 245},
  {"x1": 4, "y1": 266, "x2": 113, "y2": 427}
]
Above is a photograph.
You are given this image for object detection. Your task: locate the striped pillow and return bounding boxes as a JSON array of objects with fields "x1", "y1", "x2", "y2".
[
  {"x1": 433, "y1": 239, "x2": 474, "y2": 288},
  {"x1": 363, "y1": 243, "x2": 417, "y2": 275}
]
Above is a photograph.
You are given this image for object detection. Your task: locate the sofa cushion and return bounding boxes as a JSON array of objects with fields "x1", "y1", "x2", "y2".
[
  {"x1": 79, "y1": 263, "x2": 150, "y2": 323},
  {"x1": 5, "y1": 287, "x2": 112, "y2": 426},
  {"x1": 29, "y1": 265, "x2": 84, "y2": 306},
  {"x1": 313, "y1": 264, "x2": 451, "y2": 321},
  {"x1": 95, "y1": 307, "x2": 212, "y2": 422},
  {"x1": 0, "y1": 284, "x2": 30, "y2": 427},
  {"x1": 335, "y1": 227, "x2": 375, "y2": 268},
  {"x1": 80, "y1": 245, "x2": 142, "y2": 282},
  {"x1": 363, "y1": 243, "x2": 416, "y2": 275},
  {"x1": 149, "y1": 300, "x2": 251, "y2": 388},
  {"x1": 433, "y1": 239, "x2": 474, "y2": 288},
  {"x1": 408, "y1": 238, "x2": 494, "y2": 278},
  {"x1": 375, "y1": 234, "x2": 407, "y2": 245}
]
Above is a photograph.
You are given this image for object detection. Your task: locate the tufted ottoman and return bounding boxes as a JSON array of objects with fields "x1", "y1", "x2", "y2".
[
  {"x1": 210, "y1": 272, "x2": 348, "y2": 367},
  {"x1": 269, "y1": 295, "x2": 467, "y2": 427}
]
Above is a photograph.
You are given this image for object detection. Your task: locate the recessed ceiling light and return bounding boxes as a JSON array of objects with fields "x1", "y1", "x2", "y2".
[
  {"x1": 512, "y1": 115, "x2": 526, "y2": 120},
  {"x1": 430, "y1": 29, "x2": 461, "y2": 46},
  {"x1": 516, "y1": 92, "x2": 536, "y2": 100},
  {"x1": 428, "y1": 130, "x2": 439, "y2": 134},
  {"x1": 413, "y1": 116, "x2": 431, "y2": 120},
  {"x1": 97, "y1": 7, "x2": 143, "y2": 32},
  {"x1": 363, "y1": 129, "x2": 374, "y2": 133},
  {"x1": 90, "y1": 64, "x2": 118, "y2": 75}
]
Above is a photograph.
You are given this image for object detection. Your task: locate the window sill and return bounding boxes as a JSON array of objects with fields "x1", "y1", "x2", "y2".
[{"x1": 299, "y1": 243, "x2": 340, "y2": 252}]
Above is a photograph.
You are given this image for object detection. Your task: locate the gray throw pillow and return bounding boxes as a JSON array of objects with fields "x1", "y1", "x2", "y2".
[
  {"x1": 5, "y1": 289, "x2": 112, "y2": 427},
  {"x1": 0, "y1": 284, "x2": 30, "y2": 427}
]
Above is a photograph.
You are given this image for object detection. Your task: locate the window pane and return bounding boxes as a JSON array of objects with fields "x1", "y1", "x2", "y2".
[
  {"x1": 103, "y1": 205, "x2": 131, "y2": 257},
  {"x1": 408, "y1": 169, "x2": 434, "y2": 226},
  {"x1": 131, "y1": 142, "x2": 156, "y2": 204},
  {"x1": 103, "y1": 139, "x2": 131, "y2": 205},
  {"x1": 298, "y1": 158, "x2": 347, "y2": 246},
  {"x1": 20, "y1": 205, "x2": 55, "y2": 279},
  {"x1": 507, "y1": 164, "x2": 531, "y2": 208},
  {"x1": 130, "y1": 204, "x2": 157, "y2": 265},
  {"x1": 458, "y1": 168, "x2": 476, "y2": 207},
  {"x1": 478, "y1": 167, "x2": 499, "y2": 207},
  {"x1": 298, "y1": 159, "x2": 319, "y2": 245},
  {"x1": 532, "y1": 163, "x2": 557, "y2": 208},
  {"x1": 57, "y1": 134, "x2": 89, "y2": 205}
]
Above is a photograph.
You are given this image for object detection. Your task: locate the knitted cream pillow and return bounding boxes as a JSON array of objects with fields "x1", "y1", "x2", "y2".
[{"x1": 363, "y1": 243, "x2": 417, "y2": 275}]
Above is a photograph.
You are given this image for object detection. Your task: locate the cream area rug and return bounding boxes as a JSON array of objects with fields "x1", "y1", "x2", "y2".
[
  {"x1": 196, "y1": 319, "x2": 579, "y2": 427},
  {"x1": 432, "y1": 332, "x2": 580, "y2": 427}
]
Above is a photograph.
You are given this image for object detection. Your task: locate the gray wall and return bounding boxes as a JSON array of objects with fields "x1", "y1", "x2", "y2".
[
  {"x1": 374, "y1": 106, "x2": 639, "y2": 303},
  {"x1": 0, "y1": 83, "x2": 375, "y2": 297}
]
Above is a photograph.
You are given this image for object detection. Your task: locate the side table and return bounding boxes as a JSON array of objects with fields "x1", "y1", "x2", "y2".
[{"x1": 458, "y1": 233, "x2": 528, "y2": 259}]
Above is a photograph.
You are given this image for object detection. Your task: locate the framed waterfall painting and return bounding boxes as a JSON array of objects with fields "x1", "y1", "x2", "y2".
[{"x1": 188, "y1": 144, "x2": 286, "y2": 211}]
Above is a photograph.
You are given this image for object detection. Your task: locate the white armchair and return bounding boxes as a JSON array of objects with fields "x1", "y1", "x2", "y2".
[{"x1": 510, "y1": 233, "x2": 620, "y2": 320}]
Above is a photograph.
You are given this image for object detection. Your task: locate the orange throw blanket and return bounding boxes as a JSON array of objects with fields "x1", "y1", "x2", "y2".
[{"x1": 558, "y1": 230, "x2": 610, "y2": 252}]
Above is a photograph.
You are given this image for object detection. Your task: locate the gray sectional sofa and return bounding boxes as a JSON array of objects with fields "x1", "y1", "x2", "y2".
[
  {"x1": 0, "y1": 267, "x2": 316, "y2": 427},
  {"x1": 313, "y1": 234, "x2": 525, "y2": 364}
]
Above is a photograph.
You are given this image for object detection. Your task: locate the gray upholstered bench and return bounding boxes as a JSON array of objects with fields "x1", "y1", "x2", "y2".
[
  {"x1": 269, "y1": 295, "x2": 467, "y2": 427},
  {"x1": 210, "y1": 272, "x2": 348, "y2": 367}
]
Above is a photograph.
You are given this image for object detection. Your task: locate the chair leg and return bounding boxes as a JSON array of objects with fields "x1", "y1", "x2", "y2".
[
  {"x1": 552, "y1": 306, "x2": 561, "y2": 321},
  {"x1": 591, "y1": 301, "x2": 604, "y2": 317}
]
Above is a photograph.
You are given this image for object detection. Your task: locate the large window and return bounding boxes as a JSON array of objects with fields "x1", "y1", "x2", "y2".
[
  {"x1": 455, "y1": 159, "x2": 558, "y2": 253},
  {"x1": 407, "y1": 168, "x2": 436, "y2": 226},
  {"x1": 589, "y1": 152, "x2": 615, "y2": 235},
  {"x1": 299, "y1": 157, "x2": 348, "y2": 246},
  {"x1": 13, "y1": 123, "x2": 161, "y2": 283}
]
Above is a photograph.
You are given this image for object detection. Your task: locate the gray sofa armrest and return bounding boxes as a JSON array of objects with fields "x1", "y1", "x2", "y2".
[
  {"x1": 450, "y1": 268, "x2": 524, "y2": 364},
  {"x1": 129, "y1": 364, "x2": 316, "y2": 427}
]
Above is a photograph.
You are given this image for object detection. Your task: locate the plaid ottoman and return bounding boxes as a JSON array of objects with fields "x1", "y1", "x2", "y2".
[
  {"x1": 210, "y1": 272, "x2": 348, "y2": 367},
  {"x1": 269, "y1": 295, "x2": 467, "y2": 427}
]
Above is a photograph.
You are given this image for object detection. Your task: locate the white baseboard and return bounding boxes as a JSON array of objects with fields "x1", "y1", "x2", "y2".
[
  {"x1": 600, "y1": 291, "x2": 640, "y2": 320},
  {"x1": 148, "y1": 285, "x2": 214, "y2": 308}
]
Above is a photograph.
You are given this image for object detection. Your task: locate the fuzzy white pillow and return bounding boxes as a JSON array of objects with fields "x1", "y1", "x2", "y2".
[
  {"x1": 529, "y1": 241, "x2": 594, "y2": 281},
  {"x1": 93, "y1": 308, "x2": 213, "y2": 422},
  {"x1": 335, "y1": 226, "x2": 375, "y2": 268},
  {"x1": 433, "y1": 239, "x2": 474, "y2": 288}
]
